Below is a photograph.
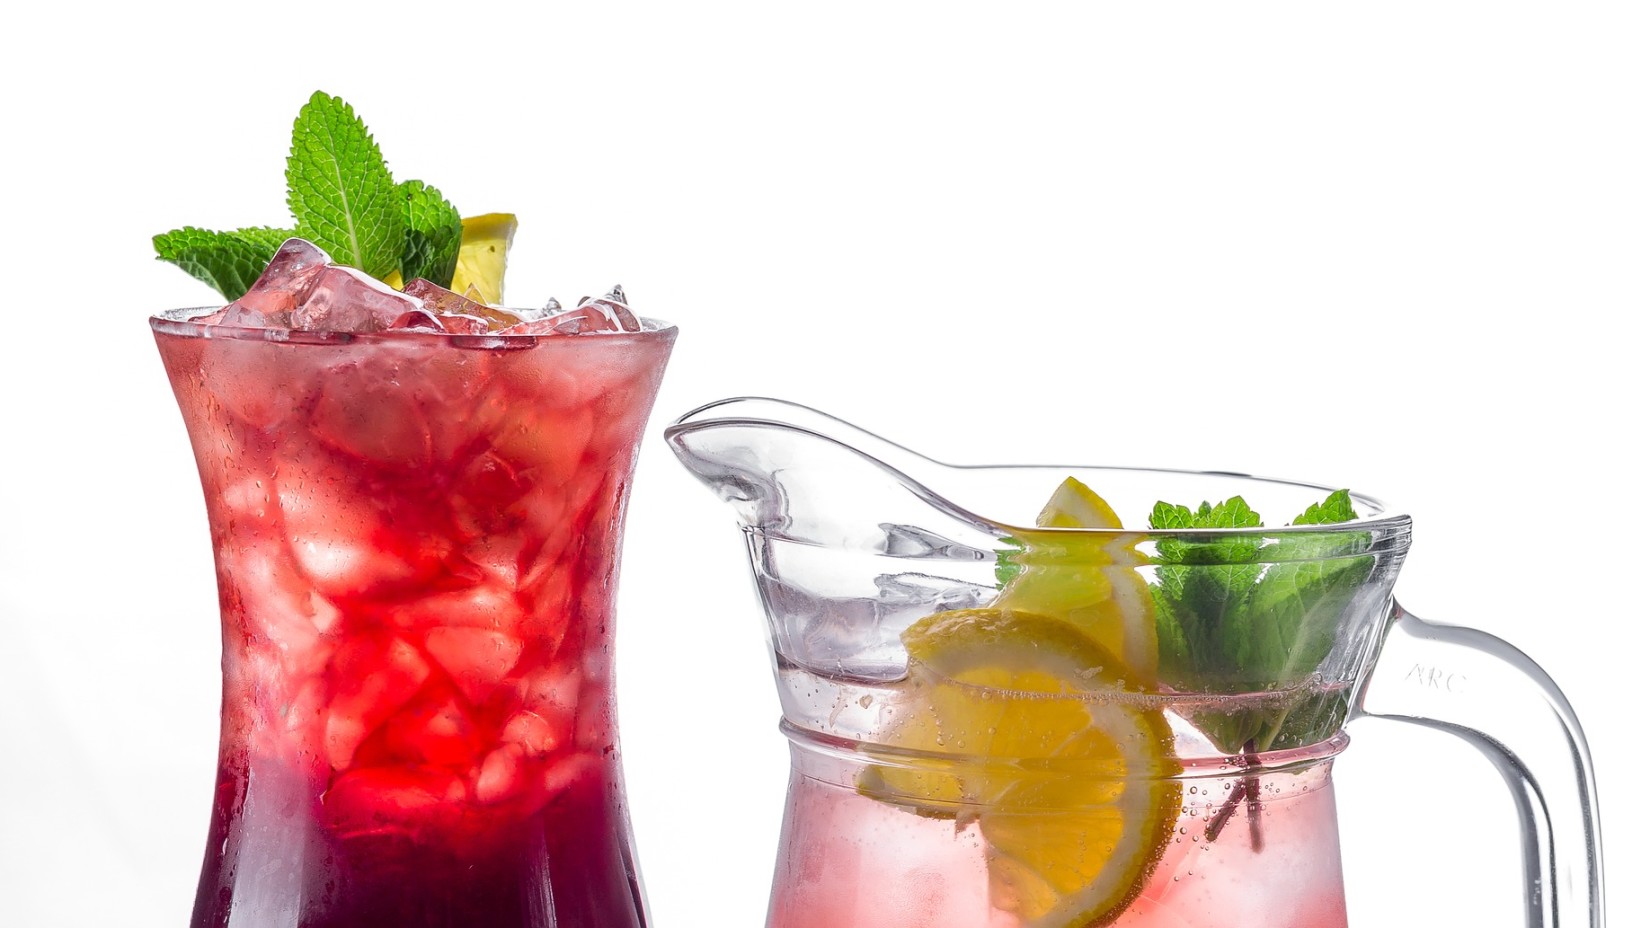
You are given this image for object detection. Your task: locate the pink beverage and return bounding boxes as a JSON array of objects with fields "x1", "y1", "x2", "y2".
[
  {"x1": 153, "y1": 308, "x2": 674, "y2": 928},
  {"x1": 763, "y1": 667, "x2": 1354, "y2": 928},
  {"x1": 768, "y1": 733, "x2": 1350, "y2": 928}
]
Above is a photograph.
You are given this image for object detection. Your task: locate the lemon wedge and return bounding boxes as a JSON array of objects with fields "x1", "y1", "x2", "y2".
[
  {"x1": 866, "y1": 608, "x2": 1180, "y2": 928},
  {"x1": 450, "y1": 213, "x2": 518, "y2": 305},
  {"x1": 1036, "y1": 475, "x2": 1125, "y2": 529},
  {"x1": 997, "y1": 476, "x2": 1159, "y2": 678}
]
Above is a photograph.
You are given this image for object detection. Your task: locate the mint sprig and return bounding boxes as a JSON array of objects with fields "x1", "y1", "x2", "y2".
[
  {"x1": 1149, "y1": 498, "x2": 1265, "y2": 677},
  {"x1": 1150, "y1": 489, "x2": 1372, "y2": 753},
  {"x1": 286, "y1": 92, "x2": 402, "y2": 278},
  {"x1": 398, "y1": 180, "x2": 463, "y2": 285},
  {"x1": 155, "y1": 92, "x2": 465, "y2": 300},
  {"x1": 1220, "y1": 491, "x2": 1372, "y2": 688},
  {"x1": 152, "y1": 226, "x2": 295, "y2": 300}
]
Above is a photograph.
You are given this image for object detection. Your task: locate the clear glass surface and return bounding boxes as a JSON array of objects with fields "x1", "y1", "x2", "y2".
[{"x1": 667, "y1": 396, "x2": 1602, "y2": 928}]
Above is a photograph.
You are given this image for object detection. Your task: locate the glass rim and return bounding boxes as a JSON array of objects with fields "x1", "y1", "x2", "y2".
[
  {"x1": 149, "y1": 306, "x2": 679, "y2": 345},
  {"x1": 667, "y1": 397, "x2": 1413, "y2": 542},
  {"x1": 784, "y1": 720, "x2": 1352, "y2": 780},
  {"x1": 982, "y1": 465, "x2": 1410, "y2": 539}
]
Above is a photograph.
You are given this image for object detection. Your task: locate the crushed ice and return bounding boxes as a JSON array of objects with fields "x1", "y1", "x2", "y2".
[{"x1": 197, "y1": 238, "x2": 647, "y2": 336}]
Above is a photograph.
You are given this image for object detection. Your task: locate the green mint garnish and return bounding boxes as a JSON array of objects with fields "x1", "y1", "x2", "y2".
[
  {"x1": 285, "y1": 92, "x2": 402, "y2": 279},
  {"x1": 1149, "y1": 488, "x2": 1372, "y2": 753},
  {"x1": 1148, "y1": 497, "x2": 1265, "y2": 680},
  {"x1": 1293, "y1": 487, "x2": 1359, "y2": 526},
  {"x1": 398, "y1": 179, "x2": 463, "y2": 285},
  {"x1": 155, "y1": 92, "x2": 466, "y2": 299},
  {"x1": 152, "y1": 226, "x2": 296, "y2": 300}
]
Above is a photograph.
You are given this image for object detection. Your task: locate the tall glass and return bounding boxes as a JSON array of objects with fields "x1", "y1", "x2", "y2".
[
  {"x1": 153, "y1": 311, "x2": 675, "y2": 928},
  {"x1": 666, "y1": 397, "x2": 1603, "y2": 928}
]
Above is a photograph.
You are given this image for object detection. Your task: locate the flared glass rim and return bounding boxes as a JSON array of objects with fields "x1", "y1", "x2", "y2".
[
  {"x1": 668, "y1": 396, "x2": 1413, "y2": 545},
  {"x1": 149, "y1": 306, "x2": 678, "y2": 345}
]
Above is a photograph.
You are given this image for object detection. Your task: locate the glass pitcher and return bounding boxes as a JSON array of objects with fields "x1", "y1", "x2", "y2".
[
  {"x1": 153, "y1": 310, "x2": 675, "y2": 927},
  {"x1": 666, "y1": 397, "x2": 1603, "y2": 928}
]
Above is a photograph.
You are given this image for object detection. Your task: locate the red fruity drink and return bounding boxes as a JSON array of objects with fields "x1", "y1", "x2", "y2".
[{"x1": 153, "y1": 309, "x2": 675, "y2": 928}]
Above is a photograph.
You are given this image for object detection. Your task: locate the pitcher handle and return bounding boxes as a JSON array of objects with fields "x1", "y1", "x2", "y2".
[{"x1": 1354, "y1": 602, "x2": 1605, "y2": 927}]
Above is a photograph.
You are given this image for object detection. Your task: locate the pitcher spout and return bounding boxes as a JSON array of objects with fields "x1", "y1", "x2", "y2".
[
  {"x1": 665, "y1": 398, "x2": 1007, "y2": 682},
  {"x1": 664, "y1": 397, "x2": 1003, "y2": 557}
]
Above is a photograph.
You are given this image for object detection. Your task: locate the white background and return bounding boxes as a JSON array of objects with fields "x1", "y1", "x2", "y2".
[{"x1": 1, "y1": 2, "x2": 1643, "y2": 926}]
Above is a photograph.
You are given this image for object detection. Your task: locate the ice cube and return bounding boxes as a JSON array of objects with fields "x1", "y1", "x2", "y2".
[
  {"x1": 498, "y1": 286, "x2": 641, "y2": 336},
  {"x1": 277, "y1": 677, "x2": 327, "y2": 739},
  {"x1": 402, "y1": 278, "x2": 529, "y2": 331},
  {"x1": 308, "y1": 358, "x2": 436, "y2": 469},
  {"x1": 387, "y1": 582, "x2": 518, "y2": 630},
  {"x1": 501, "y1": 709, "x2": 567, "y2": 757},
  {"x1": 278, "y1": 454, "x2": 451, "y2": 596},
  {"x1": 225, "y1": 238, "x2": 331, "y2": 326},
  {"x1": 593, "y1": 286, "x2": 641, "y2": 331},
  {"x1": 541, "y1": 752, "x2": 596, "y2": 797},
  {"x1": 401, "y1": 278, "x2": 472, "y2": 314},
  {"x1": 874, "y1": 573, "x2": 996, "y2": 613},
  {"x1": 473, "y1": 744, "x2": 527, "y2": 804},
  {"x1": 221, "y1": 547, "x2": 332, "y2": 675},
  {"x1": 514, "y1": 664, "x2": 582, "y2": 718},
  {"x1": 196, "y1": 304, "x2": 270, "y2": 328},
  {"x1": 499, "y1": 305, "x2": 611, "y2": 336},
  {"x1": 448, "y1": 449, "x2": 534, "y2": 543},
  {"x1": 881, "y1": 524, "x2": 994, "y2": 560},
  {"x1": 322, "y1": 765, "x2": 466, "y2": 837},
  {"x1": 437, "y1": 313, "x2": 491, "y2": 335},
  {"x1": 219, "y1": 304, "x2": 271, "y2": 327},
  {"x1": 293, "y1": 265, "x2": 421, "y2": 333},
  {"x1": 472, "y1": 395, "x2": 595, "y2": 484},
  {"x1": 383, "y1": 686, "x2": 482, "y2": 768},
  {"x1": 391, "y1": 306, "x2": 498, "y2": 338},
  {"x1": 322, "y1": 634, "x2": 433, "y2": 768},
  {"x1": 568, "y1": 287, "x2": 641, "y2": 332},
  {"x1": 390, "y1": 308, "x2": 445, "y2": 331},
  {"x1": 424, "y1": 627, "x2": 524, "y2": 705}
]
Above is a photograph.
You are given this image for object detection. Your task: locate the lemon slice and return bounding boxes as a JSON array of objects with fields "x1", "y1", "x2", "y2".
[
  {"x1": 450, "y1": 213, "x2": 518, "y2": 305},
  {"x1": 868, "y1": 608, "x2": 1180, "y2": 928},
  {"x1": 1037, "y1": 475, "x2": 1124, "y2": 529},
  {"x1": 997, "y1": 477, "x2": 1158, "y2": 678}
]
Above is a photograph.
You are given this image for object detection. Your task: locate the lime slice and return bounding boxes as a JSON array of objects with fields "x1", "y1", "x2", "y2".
[
  {"x1": 997, "y1": 477, "x2": 1158, "y2": 678},
  {"x1": 450, "y1": 213, "x2": 518, "y2": 305},
  {"x1": 866, "y1": 608, "x2": 1180, "y2": 928}
]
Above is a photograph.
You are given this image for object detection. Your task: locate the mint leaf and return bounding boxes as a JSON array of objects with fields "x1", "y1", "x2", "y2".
[
  {"x1": 994, "y1": 536, "x2": 1025, "y2": 587},
  {"x1": 285, "y1": 91, "x2": 402, "y2": 278},
  {"x1": 1152, "y1": 585, "x2": 1194, "y2": 670},
  {"x1": 1150, "y1": 501, "x2": 1195, "y2": 530},
  {"x1": 1152, "y1": 497, "x2": 1264, "y2": 565},
  {"x1": 153, "y1": 226, "x2": 294, "y2": 300},
  {"x1": 1221, "y1": 550, "x2": 1371, "y2": 683},
  {"x1": 398, "y1": 180, "x2": 463, "y2": 286},
  {"x1": 1293, "y1": 488, "x2": 1357, "y2": 526},
  {"x1": 1146, "y1": 489, "x2": 1370, "y2": 753},
  {"x1": 1222, "y1": 489, "x2": 1372, "y2": 684},
  {"x1": 1150, "y1": 496, "x2": 1265, "y2": 686}
]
